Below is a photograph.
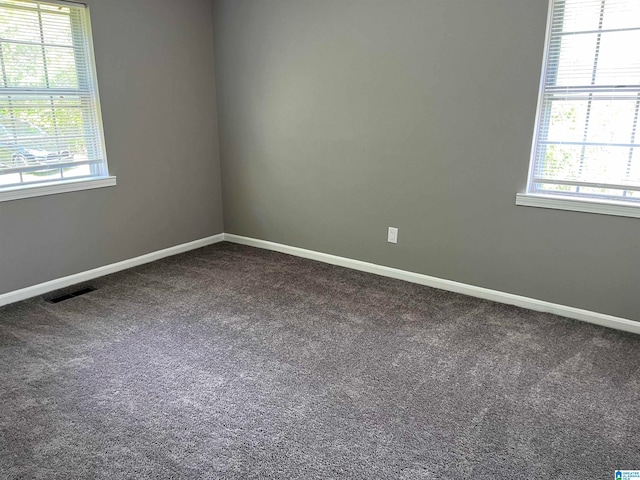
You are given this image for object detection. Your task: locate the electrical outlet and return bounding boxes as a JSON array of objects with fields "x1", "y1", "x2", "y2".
[{"x1": 388, "y1": 227, "x2": 398, "y2": 244}]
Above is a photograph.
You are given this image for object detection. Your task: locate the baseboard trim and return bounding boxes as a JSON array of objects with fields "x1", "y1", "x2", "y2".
[
  {"x1": 2, "y1": 232, "x2": 636, "y2": 335},
  {"x1": 0, "y1": 234, "x2": 225, "y2": 308},
  {"x1": 224, "y1": 233, "x2": 640, "y2": 335}
]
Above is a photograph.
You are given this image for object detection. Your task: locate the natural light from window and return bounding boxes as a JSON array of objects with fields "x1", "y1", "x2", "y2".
[
  {"x1": 0, "y1": 0, "x2": 111, "y2": 198},
  {"x1": 524, "y1": 0, "x2": 640, "y2": 211}
]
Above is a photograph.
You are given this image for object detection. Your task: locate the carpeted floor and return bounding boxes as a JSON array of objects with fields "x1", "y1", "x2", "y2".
[{"x1": 1, "y1": 242, "x2": 639, "y2": 479}]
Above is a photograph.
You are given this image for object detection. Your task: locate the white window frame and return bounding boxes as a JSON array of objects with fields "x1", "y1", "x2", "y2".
[
  {"x1": 0, "y1": 0, "x2": 115, "y2": 203},
  {"x1": 517, "y1": 0, "x2": 640, "y2": 218}
]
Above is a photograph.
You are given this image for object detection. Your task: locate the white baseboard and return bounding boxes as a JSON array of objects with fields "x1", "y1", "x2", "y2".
[
  {"x1": 0, "y1": 234, "x2": 225, "y2": 308},
  {"x1": 2, "y1": 231, "x2": 636, "y2": 336},
  {"x1": 224, "y1": 233, "x2": 640, "y2": 335}
]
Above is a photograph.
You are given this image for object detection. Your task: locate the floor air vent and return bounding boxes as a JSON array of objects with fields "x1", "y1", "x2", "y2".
[{"x1": 46, "y1": 286, "x2": 97, "y2": 304}]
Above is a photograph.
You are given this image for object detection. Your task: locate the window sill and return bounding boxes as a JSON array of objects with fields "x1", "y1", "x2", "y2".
[
  {"x1": 516, "y1": 193, "x2": 640, "y2": 219},
  {"x1": 0, "y1": 176, "x2": 117, "y2": 203}
]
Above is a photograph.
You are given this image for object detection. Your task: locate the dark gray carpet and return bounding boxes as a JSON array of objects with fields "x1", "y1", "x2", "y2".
[{"x1": 1, "y1": 242, "x2": 639, "y2": 479}]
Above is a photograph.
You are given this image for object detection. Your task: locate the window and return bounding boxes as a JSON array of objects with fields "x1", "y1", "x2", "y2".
[
  {"x1": 0, "y1": 0, "x2": 113, "y2": 201},
  {"x1": 519, "y1": 0, "x2": 640, "y2": 217}
]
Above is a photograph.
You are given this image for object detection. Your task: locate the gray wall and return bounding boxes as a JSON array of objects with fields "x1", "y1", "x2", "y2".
[
  {"x1": 212, "y1": 0, "x2": 640, "y2": 320},
  {"x1": 0, "y1": 0, "x2": 224, "y2": 295}
]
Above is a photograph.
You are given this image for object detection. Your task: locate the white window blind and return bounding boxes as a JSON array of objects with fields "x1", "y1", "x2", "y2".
[
  {"x1": 528, "y1": 0, "x2": 640, "y2": 204},
  {"x1": 0, "y1": 0, "x2": 108, "y2": 191}
]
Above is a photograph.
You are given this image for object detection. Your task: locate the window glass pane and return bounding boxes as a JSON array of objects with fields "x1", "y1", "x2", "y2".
[
  {"x1": 0, "y1": 97, "x2": 90, "y2": 164},
  {"x1": 580, "y1": 145, "x2": 636, "y2": 184},
  {"x1": 41, "y1": 11, "x2": 73, "y2": 46},
  {"x1": 0, "y1": 135, "x2": 16, "y2": 166},
  {"x1": 545, "y1": 99, "x2": 589, "y2": 143},
  {"x1": 536, "y1": 144, "x2": 583, "y2": 180},
  {"x1": 2, "y1": 42, "x2": 46, "y2": 87},
  {"x1": 0, "y1": 170, "x2": 22, "y2": 186},
  {"x1": 602, "y1": 0, "x2": 640, "y2": 30},
  {"x1": 21, "y1": 166, "x2": 63, "y2": 183},
  {"x1": 1, "y1": 1, "x2": 37, "y2": 9},
  {"x1": 45, "y1": 46, "x2": 77, "y2": 87},
  {"x1": 0, "y1": 6, "x2": 40, "y2": 43},
  {"x1": 595, "y1": 30, "x2": 640, "y2": 86},
  {"x1": 552, "y1": 34, "x2": 598, "y2": 87},
  {"x1": 586, "y1": 99, "x2": 637, "y2": 143},
  {"x1": 537, "y1": 144, "x2": 639, "y2": 186},
  {"x1": 0, "y1": 115, "x2": 71, "y2": 164},
  {"x1": 62, "y1": 163, "x2": 91, "y2": 178}
]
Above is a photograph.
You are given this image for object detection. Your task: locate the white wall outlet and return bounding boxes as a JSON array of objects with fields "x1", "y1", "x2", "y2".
[{"x1": 388, "y1": 227, "x2": 398, "y2": 244}]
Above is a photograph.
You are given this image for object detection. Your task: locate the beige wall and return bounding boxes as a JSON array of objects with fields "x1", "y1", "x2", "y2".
[
  {"x1": 0, "y1": 0, "x2": 224, "y2": 295},
  {"x1": 212, "y1": 0, "x2": 640, "y2": 320}
]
